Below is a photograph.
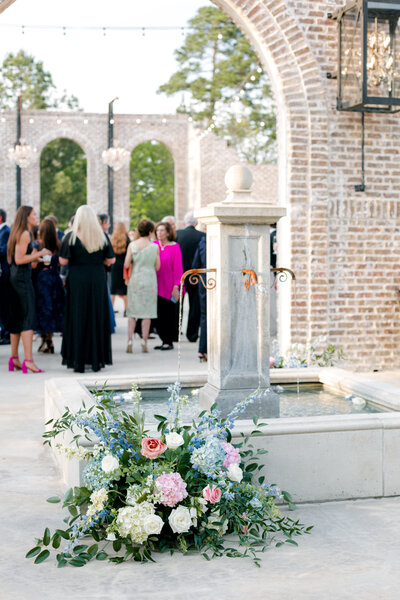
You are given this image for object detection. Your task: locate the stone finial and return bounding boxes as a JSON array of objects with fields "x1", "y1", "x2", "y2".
[{"x1": 224, "y1": 164, "x2": 253, "y2": 203}]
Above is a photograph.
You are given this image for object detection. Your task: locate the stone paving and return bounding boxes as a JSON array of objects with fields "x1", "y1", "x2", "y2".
[{"x1": 1, "y1": 307, "x2": 400, "y2": 599}]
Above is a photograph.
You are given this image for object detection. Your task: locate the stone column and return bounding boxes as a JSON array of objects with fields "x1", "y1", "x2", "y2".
[{"x1": 195, "y1": 165, "x2": 285, "y2": 417}]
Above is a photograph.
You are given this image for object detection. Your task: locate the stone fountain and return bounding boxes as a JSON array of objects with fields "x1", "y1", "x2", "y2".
[{"x1": 195, "y1": 165, "x2": 286, "y2": 418}]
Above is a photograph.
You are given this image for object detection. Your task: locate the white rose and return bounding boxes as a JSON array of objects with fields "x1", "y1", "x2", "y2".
[
  {"x1": 165, "y1": 432, "x2": 184, "y2": 450},
  {"x1": 168, "y1": 505, "x2": 192, "y2": 534},
  {"x1": 101, "y1": 454, "x2": 119, "y2": 473},
  {"x1": 143, "y1": 514, "x2": 164, "y2": 535},
  {"x1": 227, "y1": 464, "x2": 243, "y2": 482}
]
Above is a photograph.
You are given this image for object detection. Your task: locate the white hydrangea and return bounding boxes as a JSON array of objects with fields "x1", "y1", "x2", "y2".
[
  {"x1": 115, "y1": 502, "x2": 156, "y2": 543},
  {"x1": 90, "y1": 488, "x2": 108, "y2": 510}
]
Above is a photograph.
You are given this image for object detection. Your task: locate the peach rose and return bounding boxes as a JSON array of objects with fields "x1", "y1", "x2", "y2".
[
  {"x1": 141, "y1": 438, "x2": 167, "y2": 459},
  {"x1": 202, "y1": 484, "x2": 222, "y2": 504}
]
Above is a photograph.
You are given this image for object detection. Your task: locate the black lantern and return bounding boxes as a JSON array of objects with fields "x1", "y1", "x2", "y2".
[{"x1": 330, "y1": 0, "x2": 400, "y2": 112}]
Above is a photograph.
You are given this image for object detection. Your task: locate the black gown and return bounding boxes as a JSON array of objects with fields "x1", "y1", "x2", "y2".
[
  {"x1": 60, "y1": 232, "x2": 115, "y2": 372},
  {"x1": 8, "y1": 235, "x2": 36, "y2": 333}
]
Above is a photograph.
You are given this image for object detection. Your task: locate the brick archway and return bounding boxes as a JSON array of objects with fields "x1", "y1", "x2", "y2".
[{"x1": 213, "y1": 0, "x2": 330, "y2": 351}]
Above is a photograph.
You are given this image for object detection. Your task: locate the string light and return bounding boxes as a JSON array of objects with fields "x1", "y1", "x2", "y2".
[{"x1": 0, "y1": 23, "x2": 193, "y2": 36}]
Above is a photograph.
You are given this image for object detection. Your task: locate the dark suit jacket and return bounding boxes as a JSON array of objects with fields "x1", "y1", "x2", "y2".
[
  {"x1": 0, "y1": 224, "x2": 10, "y2": 280},
  {"x1": 176, "y1": 226, "x2": 205, "y2": 273}
]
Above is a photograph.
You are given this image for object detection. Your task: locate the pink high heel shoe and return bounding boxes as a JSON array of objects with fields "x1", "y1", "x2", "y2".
[
  {"x1": 8, "y1": 356, "x2": 21, "y2": 371},
  {"x1": 21, "y1": 359, "x2": 44, "y2": 374}
]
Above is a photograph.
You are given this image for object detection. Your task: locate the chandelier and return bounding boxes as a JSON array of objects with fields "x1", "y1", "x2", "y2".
[
  {"x1": 8, "y1": 138, "x2": 36, "y2": 168},
  {"x1": 101, "y1": 142, "x2": 130, "y2": 171}
]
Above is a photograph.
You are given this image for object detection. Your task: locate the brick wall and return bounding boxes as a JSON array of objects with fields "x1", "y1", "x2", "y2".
[{"x1": 0, "y1": 112, "x2": 278, "y2": 228}]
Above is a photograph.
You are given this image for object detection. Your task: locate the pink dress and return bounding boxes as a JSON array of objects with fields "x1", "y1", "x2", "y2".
[{"x1": 153, "y1": 241, "x2": 183, "y2": 299}]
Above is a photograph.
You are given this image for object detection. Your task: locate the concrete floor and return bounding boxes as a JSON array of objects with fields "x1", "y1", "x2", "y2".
[{"x1": 1, "y1": 305, "x2": 400, "y2": 599}]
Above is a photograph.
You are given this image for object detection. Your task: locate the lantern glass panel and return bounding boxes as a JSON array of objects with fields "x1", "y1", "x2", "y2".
[
  {"x1": 340, "y1": 4, "x2": 363, "y2": 108},
  {"x1": 366, "y1": 2, "x2": 400, "y2": 101}
]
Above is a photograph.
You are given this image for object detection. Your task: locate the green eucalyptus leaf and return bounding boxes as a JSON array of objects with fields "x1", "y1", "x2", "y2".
[
  {"x1": 34, "y1": 549, "x2": 50, "y2": 564},
  {"x1": 26, "y1": 546, "x2": 41, "y2": 559},
  {"x1": 46, "y1": 496, "x2": 61, "y2": 503}
]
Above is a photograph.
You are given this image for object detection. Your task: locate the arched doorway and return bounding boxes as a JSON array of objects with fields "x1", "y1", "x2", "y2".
[
  {"x1": 129, "y1": 140, "x2": 174, "y2": 228},
  {"x1": 40, "y1": 137, "x2": 87, "y2": 230}
]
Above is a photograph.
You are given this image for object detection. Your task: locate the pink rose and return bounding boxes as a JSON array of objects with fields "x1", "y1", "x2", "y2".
[
  {"x1": 202, "y1": 485, "x2": 222, "y2": 504},
  {"x1": 222, "y1": 442, "x2": 241, "y2": 469},
  {"x1": 141, "y1": 438, "x2": 167, "y2": 459}
]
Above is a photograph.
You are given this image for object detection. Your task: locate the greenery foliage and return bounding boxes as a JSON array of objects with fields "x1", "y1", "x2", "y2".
[
  {"x1": 130, "y1": 141, "x2": 174, "y2": 228},
  {"x1": 158, "y1": 7, "x2": 276, "y2": 163},
  {"x1": 40, "y1": 138, "x2": 87, "y2": 231}
]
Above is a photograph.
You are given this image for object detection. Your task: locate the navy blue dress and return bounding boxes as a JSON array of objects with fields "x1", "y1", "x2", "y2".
[{"x1": 33, "y1": 255, "x2": 64, "y2": 334}]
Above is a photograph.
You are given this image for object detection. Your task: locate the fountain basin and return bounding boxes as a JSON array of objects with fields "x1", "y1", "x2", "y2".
[{"x1": 44, "y1": 367, "x2": 400, "y2": 502}]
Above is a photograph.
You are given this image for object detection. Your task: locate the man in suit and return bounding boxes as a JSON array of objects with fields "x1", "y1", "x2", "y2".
[
  {"x1": 0, "y1": 209, "x2": 11, "y2": 344},
  {"x1": 176, "y1": 211, "x2": 205, "y2": 343}
]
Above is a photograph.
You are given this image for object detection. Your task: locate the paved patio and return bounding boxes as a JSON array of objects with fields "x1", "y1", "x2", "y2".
[{"x1": 1, "y1": 305, "x2": 400, "y2": 599}]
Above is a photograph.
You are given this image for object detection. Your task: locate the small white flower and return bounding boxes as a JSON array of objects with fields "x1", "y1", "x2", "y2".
[
  {"x1": 143, "y1": 514, "x2": 164, "y2": 535},
  {"x1": 165, "y1": 432, "x2": 184, "y2": 450},
  {"x1": 198, "y1": 497, "x2": 208, "y2": 513},
  {"x1": 168, "y1": 505, "x2": 192, "y2": 534},
  {"x1": 106, "y1": 533, "x2": 116, "y2": 541},
  {"x1": 101, "y1": 454, "x2": 119, "y2": 473},
  {"x1": 189, "y1": 507, "x2": 198, "y2": 528},
  {"x1": 227, "y1": 464, "x2": 243, "y2": 482},
  {"x1": 86, "y1": 504, "x2": 96, "y2": 517}
]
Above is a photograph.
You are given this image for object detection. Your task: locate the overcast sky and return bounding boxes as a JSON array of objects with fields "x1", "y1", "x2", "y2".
[{"x1": 0, "y1": 0, "x2": 212, "y2": 114}]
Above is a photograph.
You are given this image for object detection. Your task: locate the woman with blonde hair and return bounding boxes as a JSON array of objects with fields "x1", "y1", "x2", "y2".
[
  {"x1": 110, "y1": 222, "x2": 129, "y2": 315},
  {"x1": 59, "y1": 205, "x2": 115, "y2": 372},
  {"x1": 7, "y1": 205, "x2": 50, "y2": 373}
]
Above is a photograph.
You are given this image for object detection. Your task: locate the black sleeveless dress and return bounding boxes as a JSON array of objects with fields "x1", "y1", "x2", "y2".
[
  {"x1": 60, "y1": 232, "x2": 115, "y2": 372},
  {"x1": 9, "y1": 235, "x2": 36, "y2": 333}
]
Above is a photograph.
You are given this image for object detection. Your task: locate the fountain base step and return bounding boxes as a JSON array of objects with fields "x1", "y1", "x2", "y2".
[{"x1": 199, "y1": 382, "x2": 280, "y2": 418}]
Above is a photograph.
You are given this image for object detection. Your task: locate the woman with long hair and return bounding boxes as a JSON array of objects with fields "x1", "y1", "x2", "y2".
[
  {"x1": 124, "y1": 219, "x2": 160, "y2": 353},
  {"x1": 7, "y1": 205, "x2": 50, "y2": 373},
  {"x1": 33, "y1": 218, "x2": 64, "y2": 354},
  {"x1": 110, "y1": 222, "x2": 129, "y2": 315},
  {"x1": 153, "y1": 221, "x2": 183, "y2": 351},
  {"x1": 59, "y1": 205, "x2": 115, "y2": 372}
]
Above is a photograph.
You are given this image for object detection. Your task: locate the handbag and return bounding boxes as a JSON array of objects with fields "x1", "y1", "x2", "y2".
[{"x1": 123, "y1": 265, "x2": 132, "y2": 286}]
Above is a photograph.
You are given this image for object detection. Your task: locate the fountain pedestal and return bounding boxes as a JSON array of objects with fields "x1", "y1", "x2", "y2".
[{"x1": 195, "y1": 165, "x2": 286, "y2": 418}]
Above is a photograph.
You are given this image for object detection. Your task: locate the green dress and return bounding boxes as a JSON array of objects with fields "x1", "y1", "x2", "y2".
[{"x1": 127, "y1": 242, "x2": 158, "y2": 319}]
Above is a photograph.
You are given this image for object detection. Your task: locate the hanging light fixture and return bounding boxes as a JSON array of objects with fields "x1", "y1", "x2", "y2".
[
  {"x1": 101, "y1": 143, "x2": 130, "y2": 171},
  {"x1": 8, "y1": 94, "x2": 36, "y2": 169}
]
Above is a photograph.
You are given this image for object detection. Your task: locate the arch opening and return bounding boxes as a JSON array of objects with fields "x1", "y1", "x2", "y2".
[
  {"x1": 40, "y1": 137, "x2": 87, "y2": 230},
  {"x1": 129, "y1": 140, "x2": 175, "y2": 227}
]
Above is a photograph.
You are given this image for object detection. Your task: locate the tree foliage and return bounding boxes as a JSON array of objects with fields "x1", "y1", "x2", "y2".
[
  {"x1": 0, "y1": 50, "x2": 79, "y2": 110},
  {"x1": 40, "y1": 138, "x2": 87, "y2": 231},
  {"x1": 130, "y1": 141, "x2": 174, "y2": 227},
  {"x1": 158, "y1": 7, "x2": 276, "y2": 164}
]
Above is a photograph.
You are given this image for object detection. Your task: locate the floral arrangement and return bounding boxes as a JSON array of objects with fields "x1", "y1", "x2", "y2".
[
  {"x1": 270, "y1": 337, "x2": 345, "y2": 369},
  {"x1": 27, "y1": 383, "x2": 311, "y2": 567}
]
